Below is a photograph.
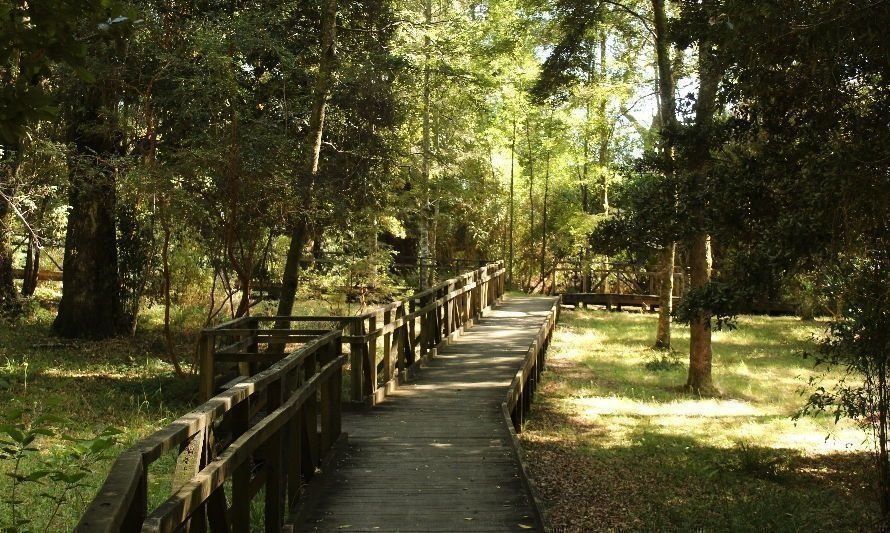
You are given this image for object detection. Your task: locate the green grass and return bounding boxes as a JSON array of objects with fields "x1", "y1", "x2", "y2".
[
  {"x1": 0, "y1": 288, "x2": 357, "y2": 531},
  {"x1": 520, "y1": 309, "x2": 878, "y2": 532}
]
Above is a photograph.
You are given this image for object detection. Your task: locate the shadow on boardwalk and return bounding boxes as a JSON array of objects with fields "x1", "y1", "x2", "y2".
[{"x1": 295, "y1": 295, "x2": 557, "y2": 532}]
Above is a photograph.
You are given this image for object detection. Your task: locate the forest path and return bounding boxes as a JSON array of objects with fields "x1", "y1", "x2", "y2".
[{"x1": 295, "y1": 295, "x2": 556, "y2": 532}]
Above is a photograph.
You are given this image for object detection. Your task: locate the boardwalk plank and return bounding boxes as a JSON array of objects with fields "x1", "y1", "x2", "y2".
[{"x1": 295, "y1": 296, "x2": 555, "y2": 533}]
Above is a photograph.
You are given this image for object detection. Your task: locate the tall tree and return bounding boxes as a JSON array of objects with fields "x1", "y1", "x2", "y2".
[
  {"x1": 651, "y1": 0, "x2": 677, "y2": 350},
  {"x1": 276, "y1": 0, "x2": 339, "y2": 318},
  {"x1": 682, "y1": 37, "x2": 723, "y2": 394}
]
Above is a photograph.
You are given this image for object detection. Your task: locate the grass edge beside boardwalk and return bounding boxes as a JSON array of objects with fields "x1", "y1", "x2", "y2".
[{"x1": 520, "y1": 308, "x2": 878, "y2": 532}]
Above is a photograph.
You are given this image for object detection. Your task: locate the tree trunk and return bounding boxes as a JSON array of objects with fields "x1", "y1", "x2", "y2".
[
  {"x1": 276, "y1": 0, "x2": 339, "y2": 318},
  {"x1": 54, "y1": 167, "x2": 122, "y2": 338},
  {"x1": 54, "y1": 87, "x2": 124, "y2": 339},
  {"x1": 686, "y1": 234, "x2": 714, "y2": 393},
  {"x1": 21, "y1": 233, "x2": 39, "y2": 297},
  {"x1": 525, "y1": 117, "x2": 535, "y2": 292},
  {"x1": 684, "y1": 38, "x2": 723, "y2": 394},
  {"x1": 417, "y1": 0, "x2": 434, "y2": 290},
  {"x1": 0, "y1": 149, "x2": 21, "y2": 313},
  {"x1": 0, "y1": 190, "x2": 17, "y2": 312},
  {"x1": 652, "y1": 0, "x2": 679, "y2": 350},
  {"x1": 161, "y1": 217, "x2": 184, "y2": 376},
  {"x1": 654, "y1": 243, "x2": 675, "y2": 349},
  {"x1": 540, "y1": 146, "x2": 549, "y2": 293},
  {"x1": 508, "y1": 120, "x2": 515, "y2": 290}
]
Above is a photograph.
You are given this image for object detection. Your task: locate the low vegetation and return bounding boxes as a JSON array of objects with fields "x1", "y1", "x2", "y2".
[{"x1": 521, "y1": 309, "x2": 877, "y2": 532}]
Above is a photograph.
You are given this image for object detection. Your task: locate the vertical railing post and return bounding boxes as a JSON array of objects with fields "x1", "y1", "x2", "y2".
[
  {"x1": 349, "y1": 318, "x2": 363, "y2": 402},
  {"x1": 383, "y1": 308, "x2": 393, "y2": 385},
  {"x1": 264, "y1": 375, "x2": 285, "y2": 532},
  {"x1": 199, "y1": 330, "x2": 215, "y2": 401},
  {"x1": 119, "y1": 457, "x2": 147, "y2": 532},
  {"x1": 396, "y1": 302, "x2": 407, "y2": 376},
  {"x1": 367, "y1": 313, "x2": 378, "y2": 396},
  {"x1": 408, "y1": 299, "x2": 417, "y2": 366},
  {"x1": 242, "y1": 316, "x2": 259, "y2": 377}
]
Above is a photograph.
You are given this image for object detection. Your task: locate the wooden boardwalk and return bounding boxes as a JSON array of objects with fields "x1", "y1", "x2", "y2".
[{"x1": 296, "y1": 295, "x2": 557, "y2": 532}]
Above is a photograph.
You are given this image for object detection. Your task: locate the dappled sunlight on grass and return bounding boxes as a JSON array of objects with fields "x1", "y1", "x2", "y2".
[{"x1": 520, "y1": 308, "x2": 877, "y2": 531}]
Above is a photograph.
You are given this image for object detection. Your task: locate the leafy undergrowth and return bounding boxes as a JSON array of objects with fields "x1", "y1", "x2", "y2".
[{"x1": 520, "y1": 309, "x2": 878, "y2": 532}]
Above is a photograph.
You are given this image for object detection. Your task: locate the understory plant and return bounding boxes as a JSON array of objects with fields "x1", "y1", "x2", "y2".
[
  {"x1": 0, "y1": 405, "x2": 121, "y2": 532},
  {"x1": 798, "y1": 250, "x2": 890, "y2": 525}
]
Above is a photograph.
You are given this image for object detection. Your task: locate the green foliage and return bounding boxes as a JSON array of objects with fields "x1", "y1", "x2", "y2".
[
  {"x1": 707, "y1": 440, "x2": 791, "y2": 481},
  {"x1": 643, "y1": 349, "x2": 683, "y2": 372},
  {"x1": 0, "y1": 405, "x2": 120, "y2": 532}
]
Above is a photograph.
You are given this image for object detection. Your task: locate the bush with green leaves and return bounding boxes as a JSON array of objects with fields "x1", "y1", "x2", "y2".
[
  {"x1": 0, "y1": 405, "x2": 120, "y2": 532},
  {"x1": 798, "y1": 250, "x2": 890, "y2": 520}
]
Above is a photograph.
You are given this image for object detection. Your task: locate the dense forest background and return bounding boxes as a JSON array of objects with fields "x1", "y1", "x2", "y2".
[{"x1": 1, "y1": 0, "x2": 889, "y2": 526}]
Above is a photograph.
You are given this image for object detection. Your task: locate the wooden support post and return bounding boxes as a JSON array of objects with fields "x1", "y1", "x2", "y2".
[
  {"x1": 408, "y1": 300, "x2": 417, "y2": 366},
  {"x1": 367, "y1": 314, "x2": 377, "y2": 394},
  {"x1": 349, "y1": 319, "x2": 363, "y2": 402},
  {"x1": 199, "y1": 331, "x2": 215, "y2": 401},
  {"x1": 230, "y1": 400, "x2": 251, "y2": 531},
  {"x1": 302, "y1": 351, "x2": 319, "y2": 475},
  {"x1": 396, "y1": 303, "x2": 407, "y2": 376},
  {"x1": 286, "y1": 366, "x2": 303, "y2": 510},
  {"x1": 383, "y1": 309, "x2": 393, "y2": 384},
  {"x1": 264, "y1": 377, "x2": 286, "y2": 533}
]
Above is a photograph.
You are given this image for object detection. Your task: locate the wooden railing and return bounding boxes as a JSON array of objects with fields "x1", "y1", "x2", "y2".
[
  {"x1": 553, "y1": 262, "x2": 686, "y2": 297},
  {"x1": 503, "y1": 296, "x2": 560, "y2": 433},
  {"x1": 77, "y1": 331, "x2": 345, "y2": 532},
  {"x1": 199, "y1": 261, "x2": 507, "y2": 404}
]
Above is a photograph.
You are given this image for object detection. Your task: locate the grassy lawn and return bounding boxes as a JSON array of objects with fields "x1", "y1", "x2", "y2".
[{"x1": 520, "y1": 308, "x2": 878, "y2": 532}]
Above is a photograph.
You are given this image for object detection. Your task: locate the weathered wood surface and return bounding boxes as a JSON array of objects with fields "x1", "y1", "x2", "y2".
[{"x1": 296, "y1": 295, "x2": 557, "y2": 532}]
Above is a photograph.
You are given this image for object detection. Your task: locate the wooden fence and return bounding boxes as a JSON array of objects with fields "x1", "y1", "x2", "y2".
[
  {"x1": 503, "y1": 296, "x2": 560, "y2": 433},
  {"x1": 77, "y1": 331, "x2": 345, "y2": 533},
  {"x1": 553, "y1": 262, "x2": 685, "y2": 297},
  {"x1": 200, "y1": 261, "x2": 507, "y2": 404}
]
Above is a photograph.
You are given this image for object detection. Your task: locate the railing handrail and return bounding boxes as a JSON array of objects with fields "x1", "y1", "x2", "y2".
[{"x1": 77, "y1": 330, "x2": 343, "y2": 532}]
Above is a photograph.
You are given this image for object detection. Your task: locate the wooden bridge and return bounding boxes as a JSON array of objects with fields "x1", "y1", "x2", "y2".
[{"x1": 77, "y1": 262, "x2": 557, "y2": 532}]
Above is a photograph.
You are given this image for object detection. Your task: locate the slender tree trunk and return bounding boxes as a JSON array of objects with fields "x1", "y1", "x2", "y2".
[
  {"x1": 525, "y1": 117, "x2": 535, "y2": 292},
  {"x1": 598, "y1": 34, "x2": 610, "y2": 213},
  {"x1": 22, "y1": 233, "x2": 39, "y2": 297},
  {"x1": 276, "y1": 0, "x2": 338, "y2": 318},
  {"x1": 654, "y1": 244, "x2": 675, "y2": 348},
  {"x1": 540, "y1": 147, "x2": 549, "y2": 294},
  {"x1": 652, "y1": 0, "x2": 679, "y2": 350},
  {"x1": 684, "y1": 38, "x2": 723, "y2": 394},
  {"x1": 417, "y1": 0, "x2": 434, "y2": 289},
  {"x1": 508, "y1": 119, "x2": 515, "y2": 290},
  {"x1": 161, "y1": 216, "x2": 184, "y2": 376}
]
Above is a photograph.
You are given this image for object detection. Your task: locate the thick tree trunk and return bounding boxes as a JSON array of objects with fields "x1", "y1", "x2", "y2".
[
  {"x1": 54, "y1": 151, "x2": 123, "y2": 338},
  {"x1": 686, "y1": 234, "x2": 714, "y2": 393},
  {"x1": 652, "y1": 0, "x2": 679, "y2": 350},
  {"x1": 0, "y1": 150, "x2": 21, "y2": 313},
  {"x1": 0, "y1": 204, "x2": 16, "y2": 312},
  {"x1": 684, "y1": 39, "x2": 723, "y2": 393},
  {"x1": 276, "y1": 0, "x2": 338, "y2": 318},
  {"x1": 54, "y1": 85, "x2": 124, "y2": 339}
]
